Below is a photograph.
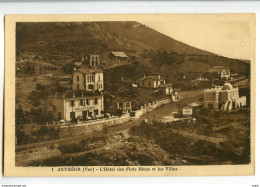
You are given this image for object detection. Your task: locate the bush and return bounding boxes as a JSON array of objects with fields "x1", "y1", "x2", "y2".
[
  {"x1": 36, "y1": 83, "x2": 46, "y2": 90},
  {"x1": 62, "y1": 62, "x2": 75, "y2": 74},
  {"x1": 58, "y1": 143, "x2": 85, "y2": 154}
]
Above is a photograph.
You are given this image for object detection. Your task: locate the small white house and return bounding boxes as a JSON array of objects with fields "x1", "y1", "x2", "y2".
[{"x1": 182, "y1": 107, "x2": 193, "y2": 116}]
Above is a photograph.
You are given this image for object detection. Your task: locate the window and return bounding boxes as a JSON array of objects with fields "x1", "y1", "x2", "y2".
[
  {"x1": 94, "y1": 109, "x2": 99, "y2": 116},
  {"x1": 80, "y1": 99, "x2": 84, "y2": 106},
  {"x1": 77, "y1": 85, "x2": 79, "y2": 90},
  {"x1": 86, "y1": 99, "x2": 89, "y2": 105},
  {"x1": 148, "y1": 81, "x2": 151, "y2": 86},
  {"x1": 88, "y1": 84, "x2": 93, "y2": 90},
  {"x1": 87, "y1": 76, "x2": 89, "y2": 82},
  {"x1": 77, "y1": 76, "x2": 79, "y2": 81},
  {"x1": 94, "y1": 98, "x2": 98, "y2": 105},
  {"x1": 70, "y1": 100, "x2": 74, "y2": 107}
]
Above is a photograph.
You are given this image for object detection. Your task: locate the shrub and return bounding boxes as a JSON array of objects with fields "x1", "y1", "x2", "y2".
[
  {"x1": 58, "y1": 143, "x2": 85, "y2": 154},
  {"x1": 36, "y1": 83, "x2": 46, "y2": 90}
]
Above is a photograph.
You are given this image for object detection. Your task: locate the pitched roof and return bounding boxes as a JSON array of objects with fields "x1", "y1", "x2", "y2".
[
  {"x1": 116, "y1": 97, "x2": 131, "y2": 103},
  {"x1": 110, "y1": 52, "x2": 128, "y2": 58},
  {"x1": 158, "y1": 83, "x2": 172, "y2": 88},
  {"x1": 74, "y1": 62, "x2": 82, "y2": 66},
  {"x1": 76, "y1": 67, "x2": 103, "y2": 74},
  {"x1": 207, "y1": 66, "x2": 229, "y2": 73},
  {"x1": 139, "y1": 75, "x2": 163, "y2": 81}
]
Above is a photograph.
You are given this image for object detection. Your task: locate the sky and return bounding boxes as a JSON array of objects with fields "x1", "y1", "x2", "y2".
[{"x1": 141, "y1": 14, "x2": 255, "y2": 61}]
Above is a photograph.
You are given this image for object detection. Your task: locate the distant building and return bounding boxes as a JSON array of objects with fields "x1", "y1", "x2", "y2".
[
  {"x1": 139, "y1": 75, "x2": 166, "y2": 89},
  {"x1": 203, "y1": 83, "x2": 246, "y2": 111},
  {"x1": 206, "y1": 66, "x2": 230, "y2": 80},
  {"x1": 72, "y1": 67, "x2": 104, "y2": 91},
  {"x1": 47, "y1": 90, "x2": 104, "y2": 121},
  {"x1": 74, "y1": 61, "x2": 82, "y2": 67},
  {"x1": 158, "y1": 83, "x2": 173, "y2": 95},
  {"x1": 182, "y1": 107, "x2": 193, "y2": 116},
  {"x1": 108, "y1": 52, "x2": 128, "y2": 64},
  {"x1": 132, "y1": 84, "x2": 138, "y2": 88},
  {"x1": 109, "y1": 51, "x2": 128, "y2": 58},
  {"x1": 81, "y1": 54, "x2": 100, "y2": 67},
  {"x1": 117, "y1": 99, "x2": 132, "y2": 113}
]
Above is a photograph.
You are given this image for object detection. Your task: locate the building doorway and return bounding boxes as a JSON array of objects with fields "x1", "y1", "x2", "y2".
[
  {"x1": 70, "y1": 112, "x2": 75, "y2": 121},
  {"x1": 208, "y1": 103, "x2": 214, "y2": 109},
  {"x1": 88, "y1": 111, "x2": 93, "y2": 118},
  {"x1": 82, "y1": 110, "x2": 88, "y2": 120}
]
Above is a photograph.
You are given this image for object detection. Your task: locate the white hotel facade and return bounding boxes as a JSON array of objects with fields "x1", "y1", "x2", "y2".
[{"x1": 47, "y1": 90, "x2": 104, "y2": 121}]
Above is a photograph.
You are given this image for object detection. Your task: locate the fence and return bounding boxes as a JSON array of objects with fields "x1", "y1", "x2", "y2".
[
  {"x1": 133, "y1": 98, "x2": 172, "y2": 118},
  {"x1": 59, "y1": 113, "x2": 130, "y2": 138}
]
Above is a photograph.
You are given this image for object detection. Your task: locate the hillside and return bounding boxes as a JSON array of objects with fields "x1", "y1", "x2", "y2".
[
  {"x1": 16, "y1": 21, "x2": 250, "y2": 79},
  {"x1": 16, "y1": 22, "x2": 213, "y2": 59}
]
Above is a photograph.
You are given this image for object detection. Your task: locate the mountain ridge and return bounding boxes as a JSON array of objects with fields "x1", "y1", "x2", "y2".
[
  {"x1": 16, "y1": 21, "x2": 250, "y2": 78},
  {"x1": 16, "y1": 21, "x2": 215, "y2": 59}
]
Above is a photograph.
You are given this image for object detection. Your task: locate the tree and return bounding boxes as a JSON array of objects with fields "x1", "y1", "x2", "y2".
[
  {"x1": 62, "y1": 62, "x2": 75, "y2": 74},
  {"x1": 36, "y1": 83, "x2": 46, "y2": 90}
]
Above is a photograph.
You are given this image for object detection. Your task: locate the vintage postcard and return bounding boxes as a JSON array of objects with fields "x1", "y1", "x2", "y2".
[{"x1": 4, "y1": 14, "x2": 255, "y2": 176}]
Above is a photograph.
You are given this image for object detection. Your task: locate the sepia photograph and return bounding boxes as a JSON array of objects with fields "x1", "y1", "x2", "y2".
[{"x1": 4, "y1": 14, "x2": 255, "y2": 176}]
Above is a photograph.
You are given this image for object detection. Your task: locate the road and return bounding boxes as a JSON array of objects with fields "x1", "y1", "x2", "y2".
[
  {"x1": 17, "y1": 95, "x2": 203, "y2": 152},
  {"x1": 16, "y1": 99, "x2": 179, "y2": 152}
]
